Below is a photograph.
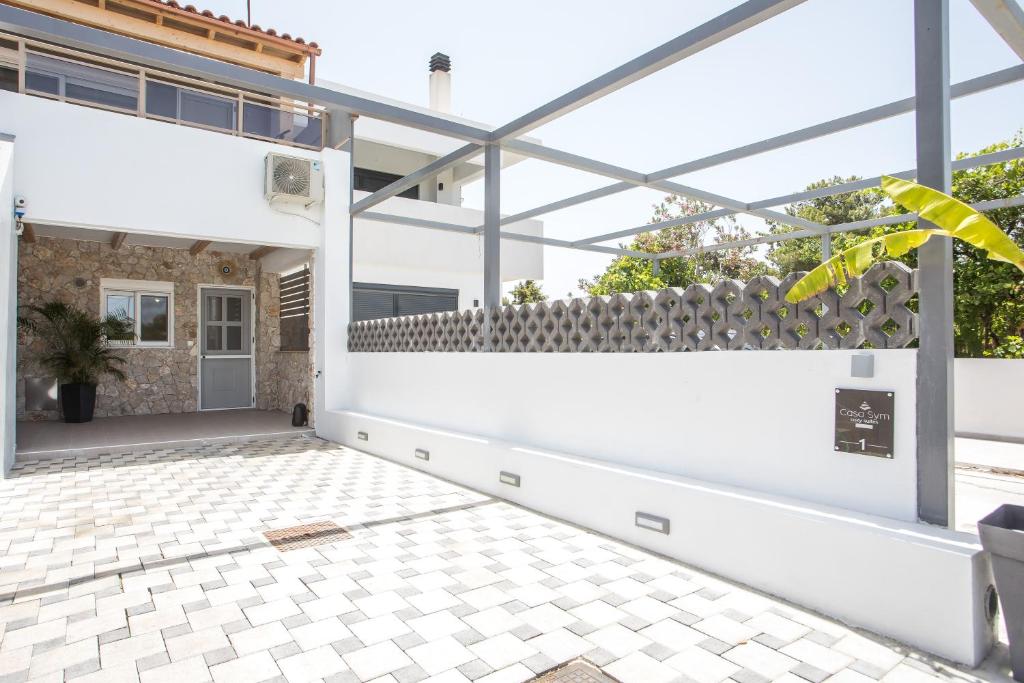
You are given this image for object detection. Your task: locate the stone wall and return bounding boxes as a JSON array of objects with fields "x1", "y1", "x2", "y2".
[
  {"x1": 256, "y1": 270, "x2": 314, "y2": 421},
  {"x1": 17, "y1": 236, "x2": 313, "y2": 422}
]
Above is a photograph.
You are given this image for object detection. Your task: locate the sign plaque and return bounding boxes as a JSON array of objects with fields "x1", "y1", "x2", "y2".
[{"x1": 834, "y1": 388, "x2": 894, "y2": 458}]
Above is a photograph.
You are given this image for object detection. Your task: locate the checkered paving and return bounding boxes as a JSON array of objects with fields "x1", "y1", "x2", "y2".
[{"x1": 0, "y1": 436, "x2": 996, "y2": 682}]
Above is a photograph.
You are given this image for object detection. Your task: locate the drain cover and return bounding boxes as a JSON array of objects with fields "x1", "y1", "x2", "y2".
[
  {"x1": 532, "y1": 661, "x2": 615, "y2": 682},
  {"x1": 263, "y1": 521, "x2": 351, "y2": 551}
]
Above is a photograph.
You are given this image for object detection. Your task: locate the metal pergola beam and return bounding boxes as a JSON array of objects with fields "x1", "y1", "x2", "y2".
[
  {"x1": 501, "y1": 139, "x2": 827, "y2": 232},
  {"x1": 577, "y1": 146, "x2": 1024, "y2": 247},
  {"x1": 355, "y1": 212, "x2": 653, "y2": 259},
  {"x1": 655, "y1": 195, "x2": 1024, "y2": 258},
  {"x1": 0, "y1": 4, "x2": 493, "y2": 144},
  {"x1": 914, "y1": 0, "x2": 955, "y2": 528},
  {"x1": 350, "y1": 143, "x2": 482, "y2": 215},
  {"x1": 489, "y1": 0, "x2": 807, "y2": 141},
  {"x1": 970, "y1": 0, "x2": 1024, "y2": 61},
  {"x1": 506, "y1": 64, "x2": 1024, "y2": 228}
]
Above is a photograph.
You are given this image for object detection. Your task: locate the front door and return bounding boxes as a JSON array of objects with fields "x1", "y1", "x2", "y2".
[{"x1": 200, "y1": 288, "x2": 253, "y2": 410}]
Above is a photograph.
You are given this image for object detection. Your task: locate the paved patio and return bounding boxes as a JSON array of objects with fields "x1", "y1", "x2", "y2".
[{"x1": 0, "y1": 436, "x2": 1012, "y2": 683}]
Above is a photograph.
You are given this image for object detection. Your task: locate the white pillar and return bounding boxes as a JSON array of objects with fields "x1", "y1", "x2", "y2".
[{"x1": 0, "y1": 138, "x2": 17, "y2": 477}]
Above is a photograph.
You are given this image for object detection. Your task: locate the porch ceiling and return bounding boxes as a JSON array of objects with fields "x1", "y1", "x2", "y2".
[{"x1": 28, "y1": 223, "x2": 311, "y2": 273}]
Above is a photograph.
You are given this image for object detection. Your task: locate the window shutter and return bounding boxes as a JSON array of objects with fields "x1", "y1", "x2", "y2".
[{"x1": 279, "y1": 267, "x2": 310, "y2": 351}]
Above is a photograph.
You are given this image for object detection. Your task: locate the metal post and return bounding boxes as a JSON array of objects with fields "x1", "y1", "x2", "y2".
[
  {"x1": 821, "y1": 233, "x2": 831, "y2": 262},
  {"x1": 483, "y1": 144, "x2": 501, "y2": 309},
  {"x1": 914, "y1": 0, "x2": 954, "y2": 527}
]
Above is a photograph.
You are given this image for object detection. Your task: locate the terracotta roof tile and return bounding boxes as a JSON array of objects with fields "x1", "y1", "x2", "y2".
[{"x1": 138, "y1": 0, "x2": 320, "y2": 53}]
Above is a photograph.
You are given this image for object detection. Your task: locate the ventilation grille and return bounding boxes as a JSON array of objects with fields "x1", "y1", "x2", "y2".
[{"x1": 271, "y1": 155, "x2": 311, "y2": 197}]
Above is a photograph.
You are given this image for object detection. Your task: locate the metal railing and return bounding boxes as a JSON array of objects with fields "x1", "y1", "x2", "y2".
[{"x1": 0, "y1": 32, "x2": 326, "y2": 150}]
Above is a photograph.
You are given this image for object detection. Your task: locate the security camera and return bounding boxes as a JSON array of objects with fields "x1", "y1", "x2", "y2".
[{"x1": 14, "y1": 195, "x2": 26, "y2": 209}]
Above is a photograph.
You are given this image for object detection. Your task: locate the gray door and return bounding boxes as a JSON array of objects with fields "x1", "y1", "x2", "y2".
[{"x1": 200, "y1": 288, "x2": 253, "y2": 410}]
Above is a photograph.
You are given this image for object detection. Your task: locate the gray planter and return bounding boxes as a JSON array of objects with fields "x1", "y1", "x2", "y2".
[{"x1": 979, "y1": 504, "x2": 1024, "y2": 682}]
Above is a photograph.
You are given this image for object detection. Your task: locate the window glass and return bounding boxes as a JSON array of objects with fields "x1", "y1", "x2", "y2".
[
  {"x1": 26, "y1": 53, "x2": 137, "y2": 110},
  {"x1": 25, "y1": 70, "x2": 59, "y2": 95},
  {"x1": 207, "y1": 296, "x2": 222, "y2": 322},
  {"x1": 145, "y1": 81, "x2": 178, "y2": 119},
  {"x1": 226, "y1": 296, "x2": 242, "y2": 322},
  {"x1": 104, "y1": 293, "x2": 134, "y2": 321},
  {"x1": 179, "y1": 88, "x2": 236, "y2": 131},
  {"x1": 206, "y1": 325, "x2": 222, "y2": 352},
  {"x1": 0, "y1": 66, "x2": 16, "y2": 94},
  {"x1": 139, "y1": 294, "x2": 169, "y2": 342},
  {"x1": 225, "y1": 326, "x2": 242, "y2": 351}
]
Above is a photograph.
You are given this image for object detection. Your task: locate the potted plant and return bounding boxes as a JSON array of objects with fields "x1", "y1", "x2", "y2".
[{"x1": 18, "y1": 301, "x2": 135, "y2": 423}]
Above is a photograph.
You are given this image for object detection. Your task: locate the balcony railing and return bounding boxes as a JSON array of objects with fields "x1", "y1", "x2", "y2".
[{"x1": 0, "y1": 32, "x2": 326, "y2": 150}]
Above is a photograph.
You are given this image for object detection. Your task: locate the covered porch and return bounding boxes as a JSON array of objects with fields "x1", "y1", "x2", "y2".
[{"x1": 14, "y1": 408, "x2": 313, "y2": 460}]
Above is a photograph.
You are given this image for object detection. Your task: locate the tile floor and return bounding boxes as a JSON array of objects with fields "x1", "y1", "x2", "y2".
[{"x1": 0, "y1": 436, "x2": 1011, "y2": 683}]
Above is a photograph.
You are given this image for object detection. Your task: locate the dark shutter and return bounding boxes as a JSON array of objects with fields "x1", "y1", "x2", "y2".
[
  {"x1": 353, "y1": 283, "x2": 459, "y2": 321},
  {"x1": 279, "y1": 267, "x2": 310, "y2": 351}
]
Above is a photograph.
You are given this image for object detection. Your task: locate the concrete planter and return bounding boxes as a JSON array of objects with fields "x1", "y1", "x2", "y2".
[{"x1": 979, "y1": 504, "x2": 1024, "y2": 681}]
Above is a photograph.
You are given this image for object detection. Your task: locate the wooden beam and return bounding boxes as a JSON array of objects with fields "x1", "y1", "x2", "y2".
[
  {"x1": 21, "y1": 223, "x2": 35, "y2": 243},
  {"x1": 189, "y1": 240, "x2": 211, "y2": 255},
  {"x1": 111, "y1": 232, "x2": 128, "y2": 250},
  {"x1": 249, "y1": 245, "x2": 278, "y2": 260},
  {"x1": 4, "y1": 0, "x2": 311, "y2": 78}
]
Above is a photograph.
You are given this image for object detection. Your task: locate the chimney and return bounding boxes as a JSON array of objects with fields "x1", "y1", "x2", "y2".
[{"x1": 429, "y1": 52, "x2": 451, "y2": 113}]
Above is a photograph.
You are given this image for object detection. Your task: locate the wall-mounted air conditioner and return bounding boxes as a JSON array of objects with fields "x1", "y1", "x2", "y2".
[{"x1": 265, "y1": 153, "x2": 324, "y2": 206}]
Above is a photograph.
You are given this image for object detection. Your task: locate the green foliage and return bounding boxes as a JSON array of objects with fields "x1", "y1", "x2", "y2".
[
  {"x1": 579, "y1": 196, "x2": 773, "y2": 295},
  {"x1": 949, "y1": 135, "x2": 1024, "y2": 357},
  {"x1": 18, "y1": 300, "x2": 135, "y2": 385},
  {"x1": 505, "y1": 280, "x2": 548, "y2": 305},
  {"x1": 988, "y1": 335, "x2": 1024, "y2": 359},
  {"x1": 786, "y1": 176, "x2": 1024, "y2": 303}
]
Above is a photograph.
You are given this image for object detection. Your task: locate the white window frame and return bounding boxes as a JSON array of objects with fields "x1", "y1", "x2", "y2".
[{"x1": 100, "y1": 278, "x2": 175, "y2": 348}]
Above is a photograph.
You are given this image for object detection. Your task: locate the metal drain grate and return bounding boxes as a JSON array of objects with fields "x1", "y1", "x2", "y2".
[
  {"x1": 263, "y1": 521, "x2": 351, "y2": 551},
  {"x1": 531, "y1": 661, "x2": 615, "y2": 682}
]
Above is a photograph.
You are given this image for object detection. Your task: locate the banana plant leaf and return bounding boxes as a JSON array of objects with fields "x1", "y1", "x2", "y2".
[{"x1": 784, "y1": 176, "x2": 1024, "y2": 304}]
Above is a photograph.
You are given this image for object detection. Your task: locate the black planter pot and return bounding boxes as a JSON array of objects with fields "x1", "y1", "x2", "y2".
[
  {"x1": 60, "y1": 383, "x2": 97, "y2": 423},
  {"x1": 979, "y1": 504, "x2": 1024, "y2": 682}
]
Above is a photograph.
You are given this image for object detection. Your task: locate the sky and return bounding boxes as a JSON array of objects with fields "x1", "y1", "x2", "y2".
[{"x1": 202, "y1": 0, "x2": 1022, "y2": 298}]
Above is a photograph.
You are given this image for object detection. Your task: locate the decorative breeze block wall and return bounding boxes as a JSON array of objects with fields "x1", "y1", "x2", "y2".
[{"x1": 348, "y1": 262, "x2": 918, "y2": 353}]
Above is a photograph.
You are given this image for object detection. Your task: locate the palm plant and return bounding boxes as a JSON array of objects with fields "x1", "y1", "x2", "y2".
[
  {"x1": 785, "y1": 176, "x2": 1024, "y2": 303},
  {"x1": 18, "y1": 300, "x2": 135, "y2": 385}
]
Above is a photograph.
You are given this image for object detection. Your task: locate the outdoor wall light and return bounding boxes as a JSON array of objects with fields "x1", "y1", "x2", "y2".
[
  {"x1": 357, "y1": 431, "x2": 368, "y2": 441},
  {"x1": 851, "y1": 353, "x2": 875, "y2": 378},
  {"x1": 499, "y1": 471, "x2": 521, "y2": 487},
  {"x1": 415, "y1": 448, "x2": 430, "y2": 461},
  {"x1": 635, "y1": 512, "x2": 671, "y2": 535}
]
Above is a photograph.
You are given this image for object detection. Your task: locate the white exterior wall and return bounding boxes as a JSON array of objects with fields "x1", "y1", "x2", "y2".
[
  {"x1": 0, "y1": 139, "x2": 16, "y2": 476},
  {"x1": 353, "y1": 192, "x2": 544, "y2": 310},
  {"x1": 955, "y1": 358, "x2": 1024, "y2": 441},
  {"x1": 1, "y1": 93, "x2": 322, "y2": 249},
  {"x1": 335, "y1": 350, "x2": 918, "y2": 521}
]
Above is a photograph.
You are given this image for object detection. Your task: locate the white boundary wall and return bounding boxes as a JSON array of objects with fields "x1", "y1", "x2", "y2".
[
  {"x1": 317, "y1": 407, "x2": 993, "y2": 666},
  {"x1": 332, "y1": 350, "x2": 919, "y2": 521},
  {"x1": 955, "y1": 358, "x2": 1024, "y2": 441},
  {"x1": 315, "y1": 344, "x2": 995, "y2": 665}
]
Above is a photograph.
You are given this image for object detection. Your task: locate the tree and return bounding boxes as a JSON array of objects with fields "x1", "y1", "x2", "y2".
[
  {"x1": 578, "y1": 196, "x2": 773, "y2": 295},
  {"x1": 767, "y1": 134, "x2": 1024, "y2": 357},
  {"x1": 505, "y1": 280, "x2": 548, "y2": 305},
  {"x1": 949, "y1": 135, "x2": 1024, "y2": 357},
  {"x1": 765, "y1": 176, "x2": 907, "y2": 274}
]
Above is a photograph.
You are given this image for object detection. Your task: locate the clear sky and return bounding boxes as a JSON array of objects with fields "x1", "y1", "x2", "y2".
[{"x1": 204, "y1": 0, "x2": 1022, "y2": 298}]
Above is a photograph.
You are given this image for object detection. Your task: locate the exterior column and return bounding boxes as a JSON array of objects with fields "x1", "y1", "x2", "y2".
[
  {"x1": 913, "y1": 0, "x2": 954, "y2": 527},
  {"x1": 821, "y1": 233, "x2": 832, "y2": 262},
  {"x1": 483, "y1": 144, "x2": 501, "y2": 309}
]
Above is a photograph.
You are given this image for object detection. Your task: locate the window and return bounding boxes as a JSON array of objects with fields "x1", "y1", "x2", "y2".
[
  {"x1": 25, "y1": 52, "x2": 138, "y2": 111},
  {"x1": 354, "y1": 168, "x2": 420, "y2": 200},
  {"x1": 352, "y1": 283, "x2": 458, "y2": 321},
  {"x1": 100, "y1": 279, "x2": 174, "y2": 347}
]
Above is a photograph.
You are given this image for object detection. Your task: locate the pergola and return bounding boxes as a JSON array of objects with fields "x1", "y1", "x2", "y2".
[{"x1": 2, "y1": 0, "x2": 1023, "y2": 528}]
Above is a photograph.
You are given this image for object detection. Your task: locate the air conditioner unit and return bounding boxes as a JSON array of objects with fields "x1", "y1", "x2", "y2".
[{"x1": 265, "y1": 153, "x2": 324, "y2": 206}]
